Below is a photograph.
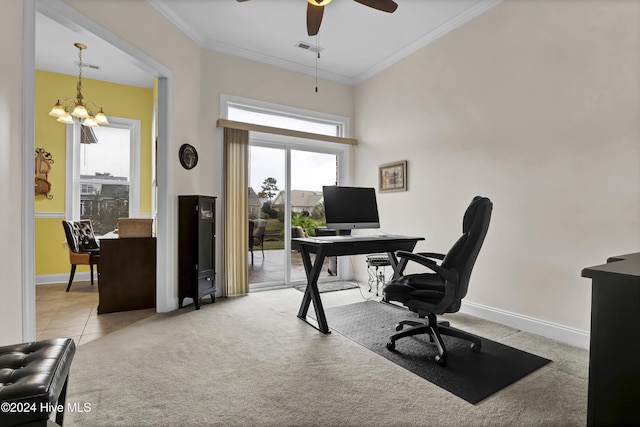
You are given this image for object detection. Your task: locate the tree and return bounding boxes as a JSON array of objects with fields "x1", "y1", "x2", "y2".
[
  {"x1": 258, "y1": 177, "x2": 279, "y2": 202},
  {"x1": 261, "y1": 201, "x2": 278, "y2": 219}
]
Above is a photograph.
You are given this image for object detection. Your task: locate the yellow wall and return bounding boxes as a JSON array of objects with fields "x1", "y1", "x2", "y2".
[{"x1": 35, "y1": 70, "x2": 154, "y2": 277}]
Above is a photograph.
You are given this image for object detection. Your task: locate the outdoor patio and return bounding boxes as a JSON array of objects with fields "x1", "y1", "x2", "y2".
[{"x1": 248, "y1": 249, "x2": 337, "y2": 285}]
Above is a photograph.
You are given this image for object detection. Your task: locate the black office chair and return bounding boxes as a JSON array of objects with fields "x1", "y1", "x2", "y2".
[{"x1": 382, "y1": 196, "x2": 493, "y2": 366}]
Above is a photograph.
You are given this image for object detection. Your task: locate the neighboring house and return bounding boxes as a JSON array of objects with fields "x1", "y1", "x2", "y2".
[
  {"x1": 80, "y1": 174, "x2": 129, "y2": 234},
  {"x1": 248, "y1": 187, "x2": 261, "y2": 218},
  {"x1": 273, "y1": 190, "x2": 323, "y2": 213}
]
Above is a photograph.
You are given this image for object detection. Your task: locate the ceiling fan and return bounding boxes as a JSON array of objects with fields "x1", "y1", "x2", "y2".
[{"x1": 237, "y1": 0, "x2": 398, "y2": 36}]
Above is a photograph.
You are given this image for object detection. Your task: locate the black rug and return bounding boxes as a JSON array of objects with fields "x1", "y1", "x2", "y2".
[
  {"x1": 295, "y1": 280, "x2": 359, "y2": 294},
  {"x1": 325, "y1": 301, "x2": 551, "y2": 404}
]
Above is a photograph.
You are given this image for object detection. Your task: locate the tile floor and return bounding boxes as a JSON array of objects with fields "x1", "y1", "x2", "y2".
[{"x1": 36, "y1": 281, "x2": 155, "y2": 346}]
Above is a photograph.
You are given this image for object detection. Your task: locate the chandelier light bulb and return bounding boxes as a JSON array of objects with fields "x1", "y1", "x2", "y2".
[
  {"x1": 71, "y1": 104, "x2": 90, "y2": 119},
  {"x1": 56, "y1": 113, "x2": 74, "y2": 124},
  {"x1": 94, "y1": 109, "x2": 109, "y2": 125},
  {"x1": 82, "y1": 116, "x2": 98, "y2": 128},
  {"x1": 48, "y1": 101, "x2": 66, "y2": 118}
]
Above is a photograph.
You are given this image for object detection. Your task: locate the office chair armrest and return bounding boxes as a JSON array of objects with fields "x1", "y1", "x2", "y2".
[
  {"x1": 397, "y1": 251, "x2": 458, "y2": 283},
  {"x1": 415, "y1": 252, "x2": 445, "y2": 260}
]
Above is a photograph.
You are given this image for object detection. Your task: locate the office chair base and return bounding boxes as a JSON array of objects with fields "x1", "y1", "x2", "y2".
[{"x1": 386, "y1": 314, "x2": 482, "y2": 367}]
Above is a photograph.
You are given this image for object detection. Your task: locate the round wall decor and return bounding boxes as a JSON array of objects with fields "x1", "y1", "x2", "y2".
[{"x1": 179, "y1": 143, "x2": 198, "y2": 170}]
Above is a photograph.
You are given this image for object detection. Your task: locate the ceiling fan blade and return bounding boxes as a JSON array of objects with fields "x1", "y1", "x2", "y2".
[
  {"x1": 353, "y1": 0, "x2": 398, "y2": 13},
  {"x1": 307, "y1": 3, "x2": 324, "y2": 36}
]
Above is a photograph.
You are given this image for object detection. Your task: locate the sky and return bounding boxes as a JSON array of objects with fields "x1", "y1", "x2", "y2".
[
  {"x1": 80, "y1": 126, "x2": 130, "y2": 178},
  {"x1": 249, "y1": 146, "x2": 337, "y2": 195}
]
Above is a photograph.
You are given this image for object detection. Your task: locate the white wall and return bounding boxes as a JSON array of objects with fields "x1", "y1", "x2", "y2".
[
  {"x1": 354, "y1": 0, "x2": 640, "y2": 336},
  {"x1": 0, "y1": 2, "x2": 26, "y2": 344}
]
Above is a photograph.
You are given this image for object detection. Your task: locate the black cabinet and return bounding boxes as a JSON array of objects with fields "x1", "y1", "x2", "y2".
[
  {"x1": 582, "y1": 252, "x2": 640, "y2": 426},
  {"x1": 178, "y1": 195, "x2": 216, "y2": 309}
]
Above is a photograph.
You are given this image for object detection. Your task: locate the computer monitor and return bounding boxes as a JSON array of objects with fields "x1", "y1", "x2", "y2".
[{"x1": 323, "y1": 186, "x2": 380, "y2": 230}]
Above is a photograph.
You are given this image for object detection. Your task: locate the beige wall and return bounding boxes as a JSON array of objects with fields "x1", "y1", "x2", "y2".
[
  {"x1": 354, "y1": 0, "x2": 640, "y2": 333},
  {"x1": 0, "y1": 2, "x2": 26, "y2": 344}
]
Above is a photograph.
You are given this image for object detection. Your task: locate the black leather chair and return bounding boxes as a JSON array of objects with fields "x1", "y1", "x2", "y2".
[
  {"x1": 62, "y1": 220, "x2": 100, "y2": 292},
  {"x1": 383, "y1": 196, "x2": 493, "y2": 366}
]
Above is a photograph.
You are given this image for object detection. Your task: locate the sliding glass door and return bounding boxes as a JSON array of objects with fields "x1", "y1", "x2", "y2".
[
  {"x1": 223, "y1": 95, "x2": 351, "y2": 291},
  {"x1": 248, "y1": 140, "x2": 340, "y2": 290},
  {"x1": 248, "y1": 145, "x2": 285, "y2": 286},
  {"x1": 289, "y1": 149, "x2": 337, "y2": 283}
]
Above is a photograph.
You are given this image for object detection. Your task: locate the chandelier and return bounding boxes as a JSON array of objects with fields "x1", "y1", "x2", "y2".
[{"x1": 48, "y1": 43, "x2": 109, "y2": 128}]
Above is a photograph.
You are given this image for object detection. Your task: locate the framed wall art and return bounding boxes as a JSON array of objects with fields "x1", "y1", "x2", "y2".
[{"x1": 379, "y1": 160, "x2": 407, "y2": 193}]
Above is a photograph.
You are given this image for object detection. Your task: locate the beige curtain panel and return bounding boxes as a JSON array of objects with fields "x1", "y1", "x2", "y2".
[{"x1": 223, "y1": 127, "x2": 249, "y2": 296}]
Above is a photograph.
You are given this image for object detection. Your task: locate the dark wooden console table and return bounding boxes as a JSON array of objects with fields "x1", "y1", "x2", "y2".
[
  {"x1": 292, "y1": 235, "x2": 424, "y2": 334},
  {"x1": 582, "y1": 252, "x2": 640, "y2": 426},
  {"x1": 98, "y1": 237, "x2": 156, "y2": 314}
]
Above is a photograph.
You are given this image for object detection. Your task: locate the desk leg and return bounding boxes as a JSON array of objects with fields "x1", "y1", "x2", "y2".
[
  {"x1": 297, "y1": 246, "x2": 331, "y2": 334},
  {"x1": 388, "y1": 251, "x2": 409, "y2": 280}
]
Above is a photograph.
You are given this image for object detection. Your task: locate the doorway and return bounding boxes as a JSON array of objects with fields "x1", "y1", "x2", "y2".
[{"x1": 24, "y1": 0, "x2": 175, "y2": 341}]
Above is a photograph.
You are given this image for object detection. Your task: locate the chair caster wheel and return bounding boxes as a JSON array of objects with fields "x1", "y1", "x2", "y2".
[
  {"x1": 471, "y1": 342, "x2": 481, "y2": 353},
  {"x1": 386, "y1": 341, "x2": 396, "y2": 351},
  {"x1": 435, "y1": 355, "x2": 447, "y2": 366}
]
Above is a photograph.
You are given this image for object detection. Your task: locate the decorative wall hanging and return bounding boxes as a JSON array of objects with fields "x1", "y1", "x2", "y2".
[
  {"x1": 179, "y1": 143, "x2": 198, "y2": 170},
  {"x1": 379, "y1": 160, "x2": 407, "y2": 193},
  {"x1": 35, "y1": 148, "x2": 54, "y2": 199}
]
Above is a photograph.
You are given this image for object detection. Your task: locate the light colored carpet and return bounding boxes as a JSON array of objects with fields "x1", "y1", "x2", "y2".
[{"x1": 65, "y1": 287, "x2": 588, "y2": 426}]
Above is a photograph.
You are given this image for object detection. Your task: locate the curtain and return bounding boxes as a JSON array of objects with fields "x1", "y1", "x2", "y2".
[{"x1": 223, "y1": 128, "x2": 249, "y2": 296}]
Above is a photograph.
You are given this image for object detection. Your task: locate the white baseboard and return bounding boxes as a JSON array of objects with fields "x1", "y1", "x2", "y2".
[
  {"x1": 460, "y1": 300, "x2": 590, "y2": 349},
  {"x1": 354, "y1": 273, "x2": 589, "y2": 349},
  {"x1": 36, "y1": 272, "x2": 92, "y2": 285}
]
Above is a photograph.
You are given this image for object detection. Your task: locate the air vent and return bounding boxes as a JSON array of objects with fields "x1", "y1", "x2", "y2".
[
  {"x1": 75, "y1": 60, "x2": 102, "y2": 70},
  {"x1": 295, "y1": 41, "x2": 323, "y2": 54}
]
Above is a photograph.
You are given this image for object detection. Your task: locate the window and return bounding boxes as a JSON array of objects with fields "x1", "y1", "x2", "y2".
[
  {"x1": 66, "y1": 117, "x2": 140, "y2": 236},
  {"x1": 221, "y1": 95, "x2": 352, "y2": 289},
  {"x1": 228, "y1": 107, "x2": 340, "y2": 137},
  {"x1": 222, "y1": 94, "x2": 350, "y2": 138}
]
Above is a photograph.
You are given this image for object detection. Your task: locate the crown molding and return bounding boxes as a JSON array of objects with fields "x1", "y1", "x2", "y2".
[
  {"x1": 353, "y1": 0, "x2": 502, "y2": 85},
  {"x1": 147, "y1": 0, "x2": 205, "y2": 45},
  {"x1": 201, "y1": 39, "x2": 354, "y2": 86},
  {"x1": 148, "y1": 0, "x2": 502, "y2": 87}
]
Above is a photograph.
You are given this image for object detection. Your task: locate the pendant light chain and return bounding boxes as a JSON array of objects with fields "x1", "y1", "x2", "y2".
[
  {"x1": 315, "y1": 34, "x2": 320, "y2": 93},
  {"x1": 76, "y1": 44, "x2": 85, "y2": 106}
]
